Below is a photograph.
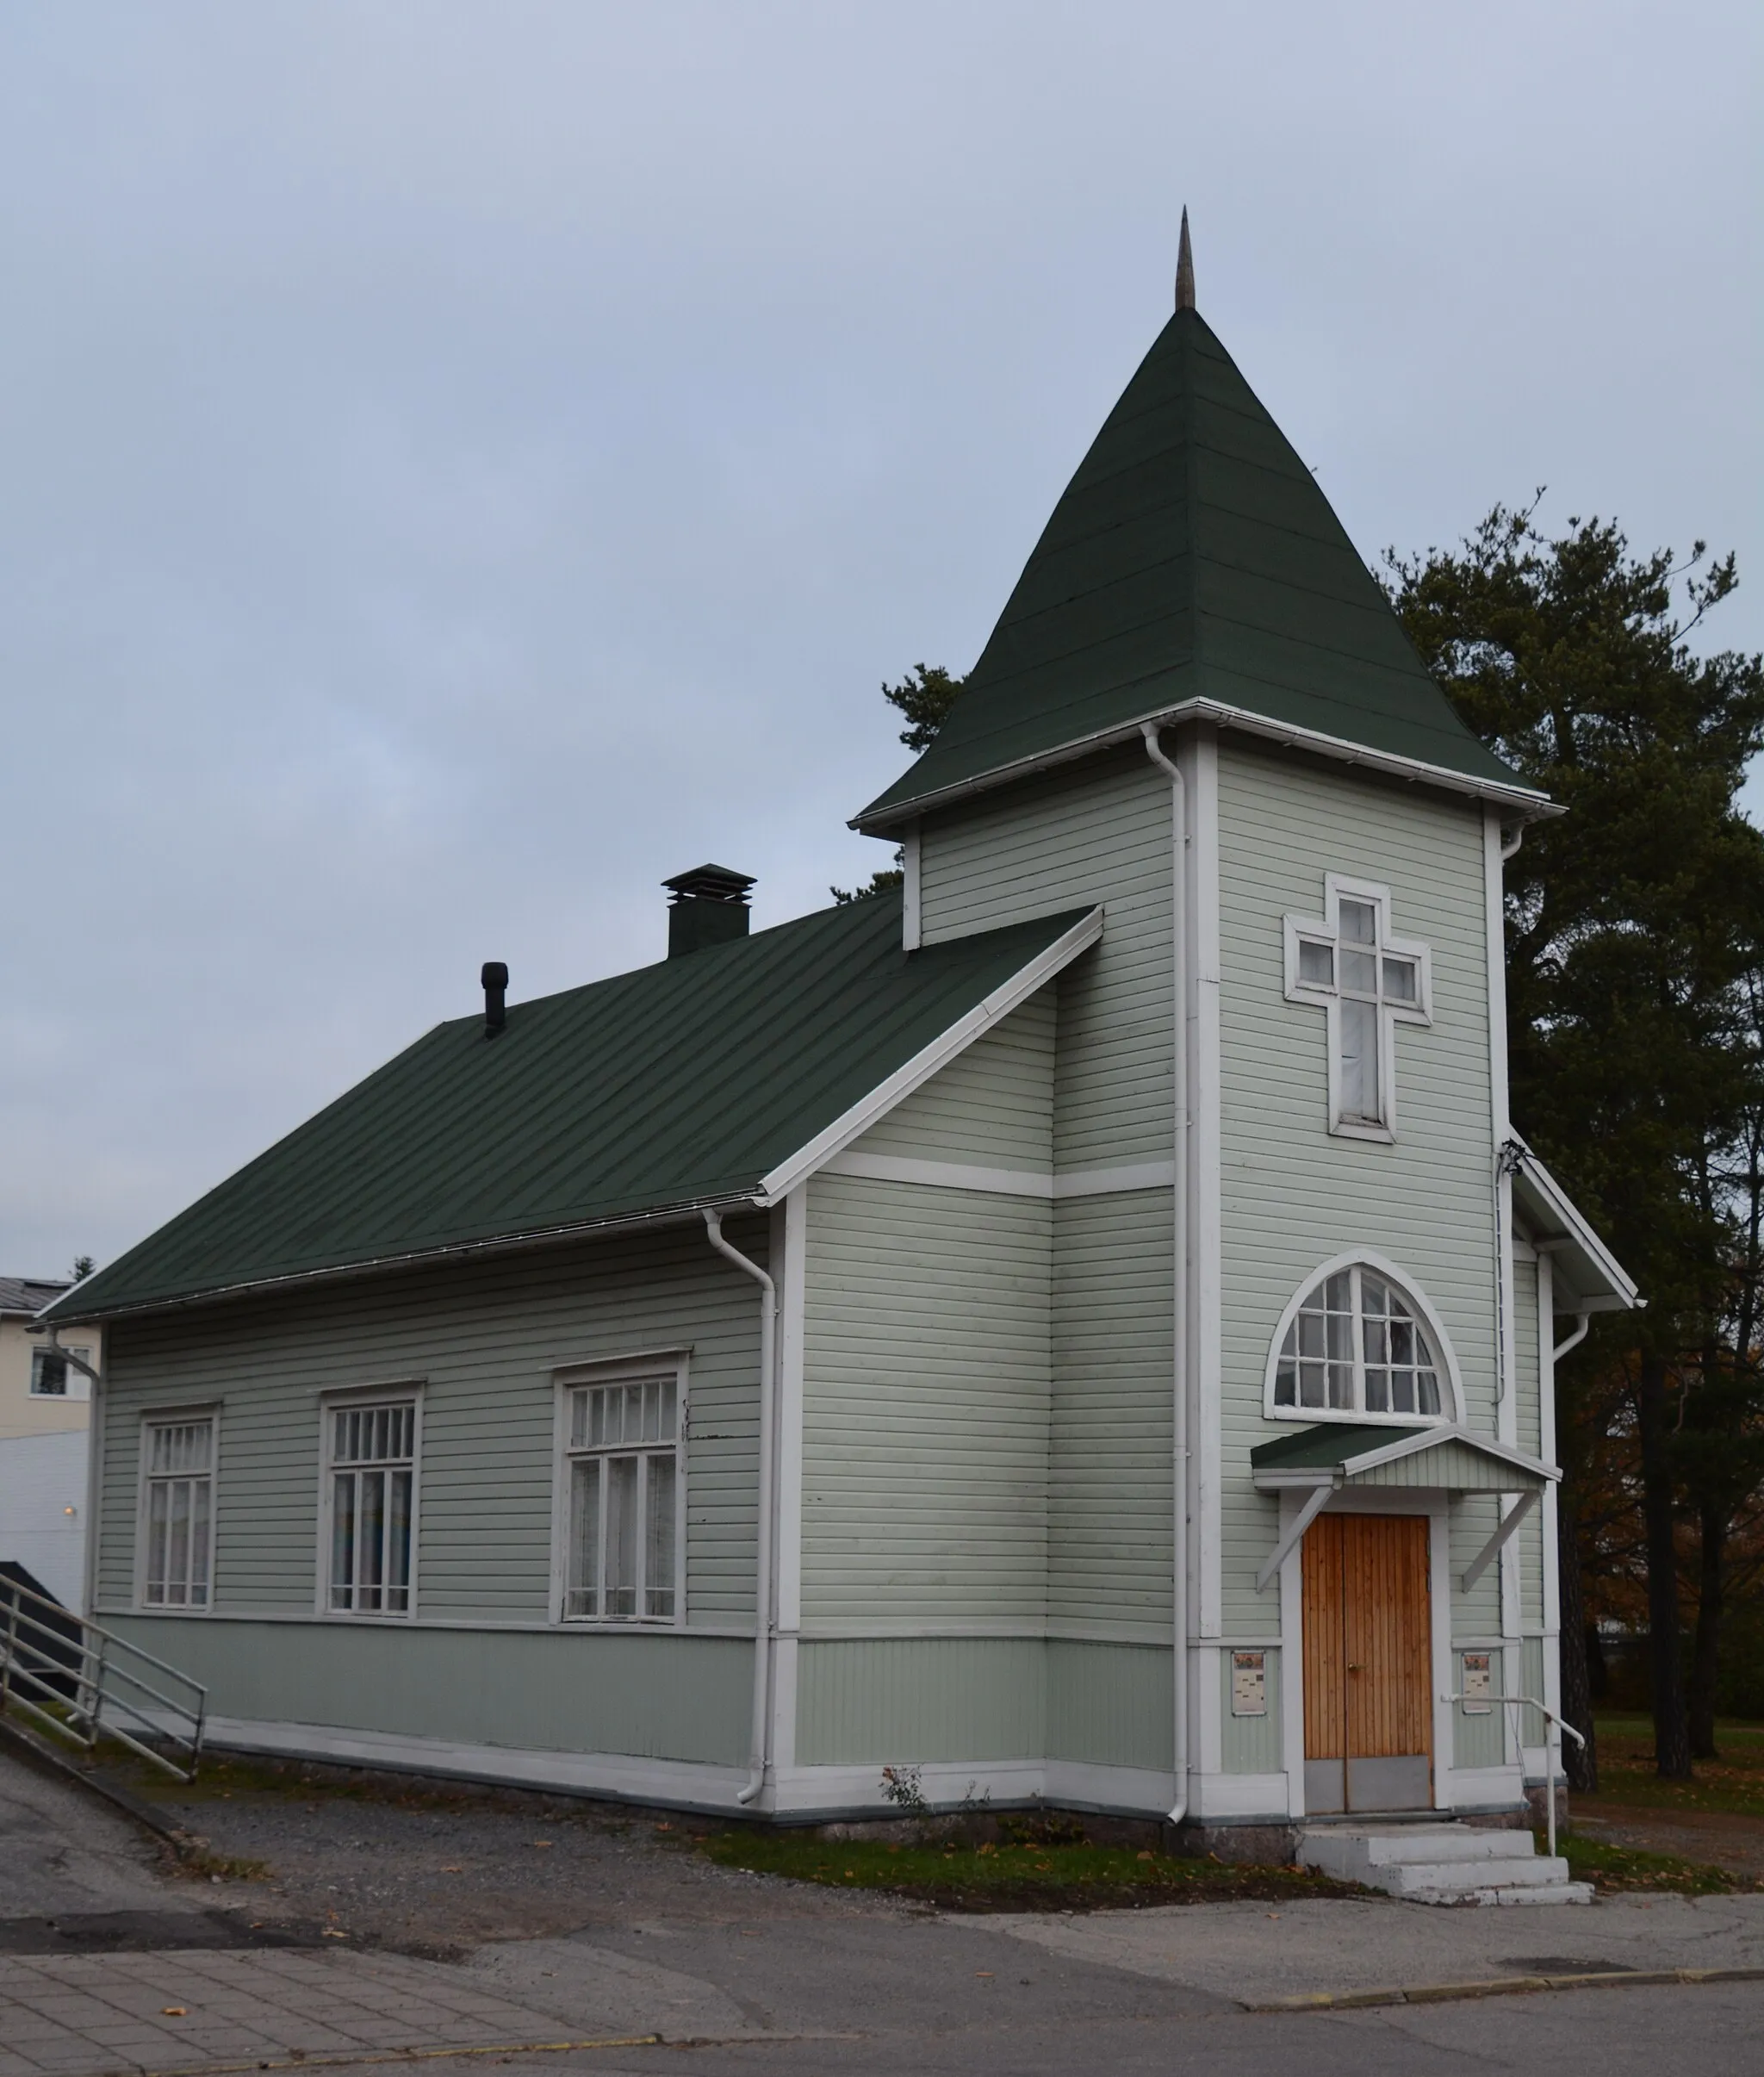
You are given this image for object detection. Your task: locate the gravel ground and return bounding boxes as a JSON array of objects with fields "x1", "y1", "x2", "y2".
[
  {"x1": 1571, "y1": 1802, "x2": 1764, "y2": 1880},
  {"x1": 127, "y1": 1751, "x2": 910, "y2": 1955}
]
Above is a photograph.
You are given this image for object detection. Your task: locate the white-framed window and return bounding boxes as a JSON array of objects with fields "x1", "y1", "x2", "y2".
[
  {"x1": 1283, "y1": 874, "x2": 1432, "y2": 1139},
  {"x1": 322, "y1": 1393, "x2": 419, "y2": 1617},
  {"x1": 1264, "y1": 1253, "x2": 1466, "y2": 1427},
  {"x1": 556, "y1": 1359, "x2": 686, "y2": 1625},
  {"x1": 138, "y1": 1413, "x2": 216, "y2": 1609},
  {"x1": 31, "y1": 1346, "x2": 92, "y2": 1399}
]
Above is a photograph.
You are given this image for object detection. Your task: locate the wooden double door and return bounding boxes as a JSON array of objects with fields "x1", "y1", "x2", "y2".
[{"x1": 1302, "y1": 1512, "x2": 1433, "y2": 1813}]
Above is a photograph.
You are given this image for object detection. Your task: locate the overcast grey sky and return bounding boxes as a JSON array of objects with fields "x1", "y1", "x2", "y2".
[{"x1": 1, "y1": 2, "x2": 1757, "y2": 1280}]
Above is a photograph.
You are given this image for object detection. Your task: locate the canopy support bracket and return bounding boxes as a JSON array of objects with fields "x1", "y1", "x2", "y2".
[
  {"x1": 1256, "y1": 1483, "x2": 1333, "y2": 1593},
  {"x1": 1460, "y1": 1488, "x2": 1539, "y2": 1593}
]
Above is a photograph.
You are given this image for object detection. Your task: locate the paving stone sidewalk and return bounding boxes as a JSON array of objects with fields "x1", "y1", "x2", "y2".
[{"x1": 0, "y1": 1943, "x2": 623, "y2": 2077}]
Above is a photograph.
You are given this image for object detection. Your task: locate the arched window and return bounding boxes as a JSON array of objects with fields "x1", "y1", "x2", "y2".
[{"x1": 1266, "y1": 1258, "x2": 1461, "y2": 1423}]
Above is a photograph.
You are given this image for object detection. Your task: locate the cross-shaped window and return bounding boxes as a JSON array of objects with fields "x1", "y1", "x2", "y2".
[{"x1": 1283, "y1": 875, "x2": 1432, "y2": 1140}]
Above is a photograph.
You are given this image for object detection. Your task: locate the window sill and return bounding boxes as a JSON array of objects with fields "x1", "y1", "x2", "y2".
[
  {"x1": 556, "y1": 1618, "x2": 685, "y2": 1632},
  {"x1": 1327, "y1": 1117, "x2": 1396, "y2": 1145},
  {"x1": 1263, "y1": 1406, "x2": 1450, "y2": 1430}
]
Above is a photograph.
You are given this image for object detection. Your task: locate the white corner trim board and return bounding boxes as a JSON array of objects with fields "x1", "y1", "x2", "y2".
[{"x1": 756, "y1": 907, "x2": 1104, "y2": 1203}]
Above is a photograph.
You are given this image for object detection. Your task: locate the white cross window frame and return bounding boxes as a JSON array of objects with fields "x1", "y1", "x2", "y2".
[{"x1": 1283, "y1": 874, "x2": 1432, "y2": 1141}]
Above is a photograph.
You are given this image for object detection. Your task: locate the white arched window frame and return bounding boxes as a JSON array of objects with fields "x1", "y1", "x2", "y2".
[{"x1": 1262, "y1": 1251, "x2": 1467, "y2": 1427}]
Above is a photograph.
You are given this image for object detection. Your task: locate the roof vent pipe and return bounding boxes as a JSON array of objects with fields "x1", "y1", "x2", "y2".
[{"x1": 481, "y1": 961, "x2": 508, "y2": 1036}]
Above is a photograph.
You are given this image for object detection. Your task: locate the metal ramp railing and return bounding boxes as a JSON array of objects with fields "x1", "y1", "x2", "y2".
[{"x1": 0, "y1": 1575, "x2": 206, "y2": 1782}]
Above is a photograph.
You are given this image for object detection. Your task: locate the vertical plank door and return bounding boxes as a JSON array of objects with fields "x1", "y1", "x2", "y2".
[
  {"x1": 1341, "y1": 1514, "x2": 1432, "y2": 1809},
  {"x1": 1301, "y1": 1515, "x2": 1346, "y2": 1812}
]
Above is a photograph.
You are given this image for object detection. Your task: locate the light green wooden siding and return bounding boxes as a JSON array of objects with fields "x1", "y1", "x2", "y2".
[
  {"x1": 917, "y1": 747, "x2": 1177, "y2": 1641},
  {"x1": 1221, "y1": 1650, "x2": 1283, "y2": 1773},
  {"x1": 853, "y1": 987, "x2": 1054, "y2": 1170},
  {"x1": 1513, "y1": 1258, "x2": 1545, "y2": 1626},
  {"x1": 793, "y1": 1639, "x2": 1173, "y2": 1772},
  {"x1": 1047, "y1": 1641, "x2": 1171, "y2": 1770},
  {"x1": 1346, "y1": 1442, "x2": 1545, "y2": 1492},
  {"x1": 1451, "y1": 1496, "x2": 1504, "y2": 1635},
  {"x1": 1521, "y1": 1635, "x2": 1548, "y2": 1747},
  {"x1": 96, "y1": 1221, "x2": 769, "y2": 1625},
  {"x1": 919, "y1": 746, "x2": 1172, "y2": 1172},
  {"x1": 1452, "y1": 1687, "x2": 1506, "y2": 1769},
  {"x1": 1216, "y1": 740, "x2": 1500, "y2": 1636},
  {"x1": 1051, "y1": 1192, "x2": 1173, "y2": 1633},
  {"x1": 796, "y1": 1639, "x2": 1045, "y2": 1763},
  {"x1": 104, "y1": 1615, "x2": 748, "y2": 1765},
  {"x1": 801, "y1": 1172, "x2": 1050, "y2": 1622}
]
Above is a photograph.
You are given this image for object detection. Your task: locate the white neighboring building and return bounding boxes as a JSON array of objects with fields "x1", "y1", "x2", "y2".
[
  {"x1": 0, "y1": 1277, "x2": 102, "y2": 1610},
  {"x1": 0, "y1": 1430, "x2": 90, "y2": 1611}
]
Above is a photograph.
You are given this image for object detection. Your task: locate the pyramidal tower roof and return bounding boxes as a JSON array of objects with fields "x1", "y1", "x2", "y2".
[{"x1": 856, "y1": 230, "x2": 1535, "y2": 830}]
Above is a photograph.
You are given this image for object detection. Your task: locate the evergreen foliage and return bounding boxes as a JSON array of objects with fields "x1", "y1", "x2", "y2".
[
  {"x1": 832, "y1": 665, "x2": 965, "y2": 902},
  {"x1": 1387, "y1": 499, "x2": 1764, "y2": 1781}
]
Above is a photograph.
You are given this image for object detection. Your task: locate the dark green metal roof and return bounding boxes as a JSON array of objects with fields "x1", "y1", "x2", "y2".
[
  {"x1": 858, "y1": 308, "x2": 1525, "y2": 829},
  {"x1": 1249, "y1": 1423, "x2": 1428, "y2": 1471},
  {"x1": 48, "y1": 892, "x2": 1090, "y2": 1323}
]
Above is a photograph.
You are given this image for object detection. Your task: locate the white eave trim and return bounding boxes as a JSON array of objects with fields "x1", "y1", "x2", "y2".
[
  {"x1": 755, "y1": 906, "x2": 1104, "y2": 1204},
  {"x1": 1511, "y1": 1146, "x2": 1639, "y2": 1309},
  {"x1": 1341, "y1": 1422, "x2": 1558, "y2": 1483},
  {"x1": 853, "y1": 695, "x2": 1558, "y2": 835}
]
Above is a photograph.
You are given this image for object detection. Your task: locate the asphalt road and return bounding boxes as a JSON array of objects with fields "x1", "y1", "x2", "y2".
[{"x1": 4, "y1": 1739, "x2": 1764, "y2": 2077}]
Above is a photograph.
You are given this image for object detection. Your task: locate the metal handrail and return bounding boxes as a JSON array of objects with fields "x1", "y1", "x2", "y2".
[
  {"x1": 1441, "y1": 1688, "x2": 1584, "y2": 1862},
  {"x1": 0, "y1": 1576, "x2": 205, "y2": 1782}
]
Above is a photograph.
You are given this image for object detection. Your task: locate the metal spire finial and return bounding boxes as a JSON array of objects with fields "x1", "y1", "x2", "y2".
[{"x1": 1175, "y1": 206, "x2": 1195, "y2": 312}]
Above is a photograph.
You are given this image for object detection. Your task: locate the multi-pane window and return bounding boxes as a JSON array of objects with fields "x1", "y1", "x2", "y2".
[
  {"x1": 326, "y1": 1400, "x2": 416, "y2": 1616},
  {"x1": 141, "y1": 1417, "x2": 214, "y2": 1607},
  {"x1": 563, "y1": 1374, "x2": 680, "y2": 1623},
  {"x1": 31, "y1": 1346, "x2": 90, "y2": 1396},
  {"x1": 1273, "y1": 1265, "x2": 1444, "y2": 1418},
  {"x1": 1285, "y1": 879, "x2": 1431, "y2": 1135}
]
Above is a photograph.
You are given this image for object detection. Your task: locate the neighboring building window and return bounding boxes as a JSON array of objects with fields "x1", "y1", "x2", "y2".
[
  {"x1": 1266, "y1": 1258, "x2": 1461, "y2": 1423},
  {"x1": 562, "y1": 1371, "x2": 682, "y2": 1622},
  {"x1": 31, "y1": 1346, "x2": 92, "y2": 1398},
  {"x1": 326, "y1": 1399, "x2": 418, "y2": 1616},
  {"x1": 140, "y1": 1416, "x2": 214, "y2": 1608},
  {"x1": 1283, "y1": 875, "x2": 1432, "y2": 1138}
]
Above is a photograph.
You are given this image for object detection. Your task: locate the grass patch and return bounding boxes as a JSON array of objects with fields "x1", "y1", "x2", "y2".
[
  {"x1": 700, "y1": 1823, "x2": 1365, "y2": 1912},
  {"x1": 1590, "y1": 1716, "x2": 1764, "y2": 1819},
  {"x1": 1558, "y1": 1828, "x2": 1764, "y2": 1896}
]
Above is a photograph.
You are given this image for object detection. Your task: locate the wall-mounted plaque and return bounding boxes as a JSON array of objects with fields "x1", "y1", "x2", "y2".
[
  {"x1": 1231, "y1": 1650, "x2": 1267, "y2": 1716},
  {"x1": 1462, "y1": 1651, "x2": 1494, "y2": 1713}
]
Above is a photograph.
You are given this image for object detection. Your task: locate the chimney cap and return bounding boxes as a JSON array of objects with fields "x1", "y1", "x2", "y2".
[{"x1": 662, "y1": 864, "x2": 755, "y2": 905}]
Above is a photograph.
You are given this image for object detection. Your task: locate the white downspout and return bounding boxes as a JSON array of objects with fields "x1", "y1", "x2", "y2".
[
  {"x1": 1142, "y1": 722, "x2": 1190, "y2": 1829},
  {"x1": 704, "y1": 1207, "x2": 779, "y2": 1807}
]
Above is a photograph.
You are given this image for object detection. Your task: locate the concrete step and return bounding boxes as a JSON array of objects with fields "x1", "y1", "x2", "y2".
[
  {"x1": 1299, "y1": 1823, "x2": 1590, "y2": 1906},
  {"x1": 1299, "y1": 1823, "x2": 1535, "y2": 1881},
  {"x1": 1402, "y1": 1878, "x2": 1596, "y2": 1907},
  {"x1": 1381, "y1": 1854, "x2": 1574, "y2": 1896}
]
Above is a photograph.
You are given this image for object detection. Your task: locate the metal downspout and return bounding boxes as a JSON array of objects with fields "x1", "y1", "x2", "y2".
[
  {"x1": 1142, "y1": 723, "x2": 1190, "y2": 1829},
  {"x1": 704, "y1": 1209, "x2": 779, "y2": 1807}
]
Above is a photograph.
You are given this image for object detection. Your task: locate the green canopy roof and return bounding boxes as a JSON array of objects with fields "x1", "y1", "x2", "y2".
[
  {"x1": 857, "y1": 308, "x2": 1531, "y2": 830},
  {"x1": 47, "y1": 892, "x2": 1092, "y2": 1323}
]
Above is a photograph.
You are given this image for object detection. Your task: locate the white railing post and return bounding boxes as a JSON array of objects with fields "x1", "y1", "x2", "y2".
[{"x1": 1441, "y1": 1688, "x2": 1582, "y2": 1865}]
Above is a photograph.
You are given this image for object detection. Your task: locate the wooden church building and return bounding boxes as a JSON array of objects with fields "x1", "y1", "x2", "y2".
[{"x1": 46, "y1": 233, "x2": 1635, "y2": 1845}]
